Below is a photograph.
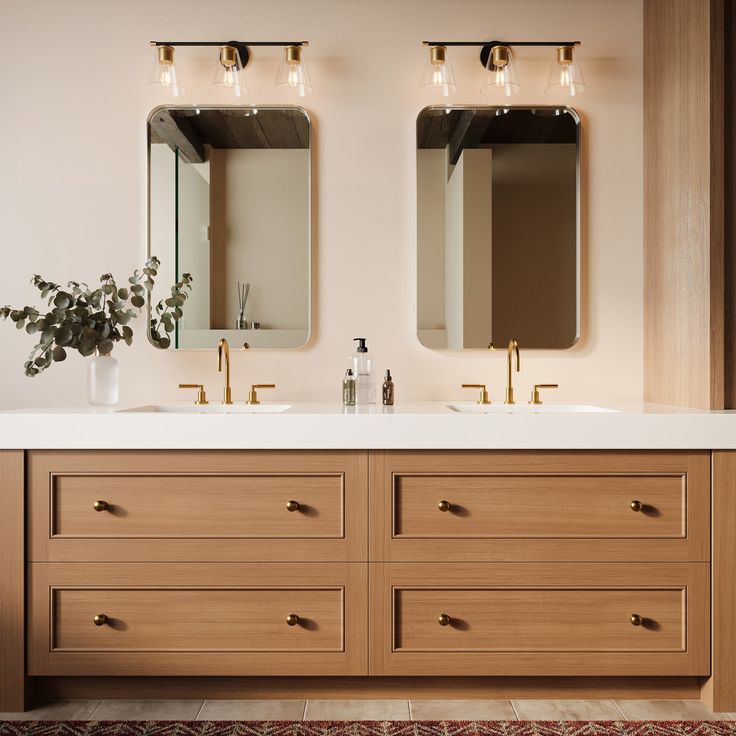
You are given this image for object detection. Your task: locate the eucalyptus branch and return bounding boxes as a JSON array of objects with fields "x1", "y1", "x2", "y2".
[{"x1": 1, "y1": 257, "x2": 192, "y2": 376}]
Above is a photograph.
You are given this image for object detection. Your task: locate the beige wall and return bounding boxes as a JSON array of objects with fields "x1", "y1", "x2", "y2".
[{"x1": 0, "y1": 0, "x2": 643, "y2": 407}]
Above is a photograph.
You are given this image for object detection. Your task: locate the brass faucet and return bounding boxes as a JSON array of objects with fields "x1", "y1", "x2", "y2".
[
  {"x1": 217, "y1": 338, "x2": 233, "y2": 405},
  {"x1": 505, "y1": 338, "x2": 520, "y2": 405}
]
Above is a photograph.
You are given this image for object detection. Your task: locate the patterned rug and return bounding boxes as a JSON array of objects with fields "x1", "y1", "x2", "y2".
[{"x1": 1, "y1": 723, "x2": 736, "y2": 736}]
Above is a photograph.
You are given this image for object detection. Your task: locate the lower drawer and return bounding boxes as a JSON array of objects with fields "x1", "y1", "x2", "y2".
[
  {"x1": 29, "y1": 562, "x2": 367, "y2": 676},
  {"x1": 370, "y1": 562, "x2": 709, "y2": 676}
]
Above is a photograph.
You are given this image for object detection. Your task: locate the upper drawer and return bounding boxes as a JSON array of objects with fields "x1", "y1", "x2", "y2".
[
  {"x1": 29, "y1": 450, "x2": 367, "y2": 562},
  {"x1": 371, "y1": 451, "x2": 710, "y2": 562}
]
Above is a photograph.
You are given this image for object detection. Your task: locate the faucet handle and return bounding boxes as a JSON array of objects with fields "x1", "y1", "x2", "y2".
[
  {"x1": 529, "y1": 383, "x2": 558, "y2": 405},
  {"x1": 462, "y1": 384, "x2": 491, "y2": 405},
  {"x1": 179, "y1": 384, "x2": 209, "y2": 405},
  {"x1": 247, "y1": 384, "x2": 276, "y2": 405}
]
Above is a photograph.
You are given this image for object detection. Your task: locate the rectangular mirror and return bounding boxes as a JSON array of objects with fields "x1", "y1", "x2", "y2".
[
  {"x1": 417, "y1": 106, "x2": 580, "y2": 350},
  {"x1": 148, "y1": 106, "x2": 310, "y2": 349}
]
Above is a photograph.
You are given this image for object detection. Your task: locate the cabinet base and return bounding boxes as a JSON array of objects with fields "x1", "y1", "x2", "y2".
[{"x1": 36, "y1": 675, "x2": 702, "y2": 702}]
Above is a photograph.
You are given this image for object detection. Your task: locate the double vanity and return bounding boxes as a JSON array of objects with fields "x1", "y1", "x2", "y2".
[{"x1": 1, "y1": 402, "x2": 735, "y2": 712}]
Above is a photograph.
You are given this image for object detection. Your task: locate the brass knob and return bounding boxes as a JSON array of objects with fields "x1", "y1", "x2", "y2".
[
  {"x1": 286, "y1": 613, "x2": 300, "y2": 626},
  {"x1": 630, "y1": 500, "x2": 643, "y2": 512},
  {"x1": 630, "y1": 613, "x2": 643, "y2": 626},
  {"x1": 438, "y1": 613, "x2": 451, "y2": 626},
  {"x1": 438, "y1": 500, "x2": 451, "y2": 512},
  {"x1": 93, "y1": 614, "x2": 108, "y2": 626},
  {"x1": 286, "y1": 500, "x2": 300, "y2": 512},
  {"x1": 93, "y1": 500, "x2": 108, "y2": 512}
]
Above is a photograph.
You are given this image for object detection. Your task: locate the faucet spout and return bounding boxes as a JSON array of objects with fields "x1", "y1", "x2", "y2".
[
  {"x1": 505, "y1": 338, "x2": 520, "y2": 405},
  {"x1": 218, "y1": 338, "x2": 233, "y2": 405}
]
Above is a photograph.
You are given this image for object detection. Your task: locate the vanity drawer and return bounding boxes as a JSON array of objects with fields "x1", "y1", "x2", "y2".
[
  {"x1": 29, "y1": 450, "x2": 367, "y2": 562},
  {"x1": 371, "y1": 451, "x2": 709, "y2": 562},
  {"x1": 29, "y1": 562, "x2": 367, "y2": 676},
  {"x1": 370, "y1": 562, "x2": 709, "y2": 676}
]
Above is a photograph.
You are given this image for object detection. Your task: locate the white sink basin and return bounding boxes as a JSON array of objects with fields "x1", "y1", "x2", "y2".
[
  {"x1": 447, "y1": 403, "x2": 618, "y2": 414},
  {"x1": 120, "y1": 404, "x2": 292, "y2": 414}
]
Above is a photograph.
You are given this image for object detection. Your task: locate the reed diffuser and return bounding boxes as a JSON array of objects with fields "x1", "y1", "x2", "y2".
[{"x1": 236, "y1": 281, "x2": 250, "y2": 329}]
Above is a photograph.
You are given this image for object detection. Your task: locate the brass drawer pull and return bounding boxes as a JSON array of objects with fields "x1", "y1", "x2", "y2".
[
  {"x1": 286, "y1": 500, "x2": 300, "y2": 512},
  {"x1": 630, "y1": 500, "x2": 643, "y2": 512},
  {"x1": 93, "y1": 500, "x2": 109, "y2": 512},
  {"x1": 93, "y1": 614, "x2": 109, "y2": 626},
  {"x1": 286, "y1": 613, "x2": 300, "y2": 626},
  {"x1": 438, "y1": 500, "x2": 451, "y2": 512},
  {"x1": 437, "y1": 613, "x2": 451, "y2": 626},
  {"x1": 630, "y1": 613, "x2": 644, "y2": 626}
]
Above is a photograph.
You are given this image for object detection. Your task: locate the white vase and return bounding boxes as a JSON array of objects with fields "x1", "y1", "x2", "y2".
[{"x1": 87, "y1": 353, "x2": 119, "y2": 406}]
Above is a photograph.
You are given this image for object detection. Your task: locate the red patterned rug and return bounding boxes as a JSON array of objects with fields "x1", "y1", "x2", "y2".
[{"x1": 1, "y1": 723, "x2": 736, "y2": 736}]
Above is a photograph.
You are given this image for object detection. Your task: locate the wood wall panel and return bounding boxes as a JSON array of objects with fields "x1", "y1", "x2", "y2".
[{"x1": 644, "y1": 0, "x2": 727, "y2": 409}]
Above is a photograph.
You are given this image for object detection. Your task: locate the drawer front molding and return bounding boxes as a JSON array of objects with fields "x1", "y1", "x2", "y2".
[
  {"x1": 49, "y1": 472, "x2": 345, "y2": 539},
  {"x1": 371, "y1": 451, "x2": 709, "y2": 562}
]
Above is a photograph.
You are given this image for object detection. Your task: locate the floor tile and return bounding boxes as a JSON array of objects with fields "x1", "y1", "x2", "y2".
[
  {"x1": 512, "y1": 700, "x2": 622, "y2": 721},
  {"x1": 614, "y1": 700, "x2": 731, "y2": 721},
  {"x1": 0, "y1": 700, "x2": 101, "y2": 721},
  {"x1": 304, "y1": 700, "x2": 410, "y2": 720},
  {"x1": 90, "y1": 699, "x2": 204, "y2": 721},
  {"x1": 410, "y1": 700, "x2": 516, "y2": 721},
  {"x1": 197, "y1": 700, "x2": 305, "y2": 721}
]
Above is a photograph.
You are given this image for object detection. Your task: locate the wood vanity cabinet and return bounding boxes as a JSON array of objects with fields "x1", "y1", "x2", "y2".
[{"x1": 24, "y1": 449, "x2": 712, "y2": 685}]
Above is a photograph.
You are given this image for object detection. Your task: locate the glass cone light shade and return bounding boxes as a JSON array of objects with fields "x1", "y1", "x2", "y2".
[
  {"x1": 481, "y1": 45, "x2": 520, "y2": 97},
  {"x1": 546, "y1": 45, "x2": 586, "y2": 95},
  {"x1": 418, "y1": 45, "x2": 457, "y2": 97},
  {"x1": 148, "y1": 45, "x2": 185, "y2": 97},
  {"x1": 211, "y1": 45, "x2": 248, "y2": 96},
  {"x1": 274, "y1": 45, "x2": 312, "y2": 97}
]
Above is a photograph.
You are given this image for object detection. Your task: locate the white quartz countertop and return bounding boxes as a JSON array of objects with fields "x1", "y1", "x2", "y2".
[{"x1": 1, "y1": 401, "x2": 736, "y2": 449}]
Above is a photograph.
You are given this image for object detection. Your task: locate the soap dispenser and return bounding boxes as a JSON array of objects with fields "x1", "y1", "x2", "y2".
[{"x1": 351, "y1": 337, "x2": 376, "y2": 405}]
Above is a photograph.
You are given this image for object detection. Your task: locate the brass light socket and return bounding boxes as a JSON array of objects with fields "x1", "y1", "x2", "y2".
[
  {"x1": 491, "y1": 45, "x2": 510, "y2": 68},
  {"x1": 430, "y1": 45, "x2": 447, "y2": 65},
  {"x1": 557, "y1": 45, "x2": 574, "y2": 65},
  {"x1": 219, "y1": 44, "x2": 239, "y2": 68},
  {"x1": 285, "y1": 44, "x2": 302, "y2": 65},
  {"x1": 157, "y1": 45, "x2": 174, "y2": 65}
]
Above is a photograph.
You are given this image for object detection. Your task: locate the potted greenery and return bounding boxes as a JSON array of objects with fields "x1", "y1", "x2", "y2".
[{"x1": 1, "y1": 257, "x2": 192, "y2": 405}]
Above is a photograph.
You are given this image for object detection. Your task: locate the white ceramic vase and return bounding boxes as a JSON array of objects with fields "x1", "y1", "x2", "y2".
[{"x1": 87, "y1": 352, "x2": 119, "y2": 406}]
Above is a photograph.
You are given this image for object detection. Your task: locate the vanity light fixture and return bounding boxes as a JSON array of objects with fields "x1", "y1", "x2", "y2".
[
  {"x1": 274, "y1": 43, "x2": 312, "y2": 97},
  {"x1": 419, "y1": 40, "x2": 583, "y2": 96},
  {"x1": 546, "y1": 44, "x2": 586, "y2": 96},
  {"x1": 418, "y1": 44, "x2": 458, "y2": 97},
  {"x1": 148, "y1": 40, "x2": 311, "y2": 96},
  {"x1": 148, "y1": 44, "x2": 185, "y2": 97},
  {"x1": 211, "y1": 44, "x2": 248, "y2": 97}
]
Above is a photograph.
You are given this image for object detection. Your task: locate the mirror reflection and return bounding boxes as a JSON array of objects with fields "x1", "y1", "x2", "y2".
[
  {"x1": 417, "y1": 106, "x2": 579, "y2": 350},
  {"x1": 148, "y1": 106, "x2": 310, "y2": 349}
]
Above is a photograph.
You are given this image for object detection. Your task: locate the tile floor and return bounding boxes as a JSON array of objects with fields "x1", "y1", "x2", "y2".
[{"x1": 0, "y1": 699, "x2": 734, "y2": 722}]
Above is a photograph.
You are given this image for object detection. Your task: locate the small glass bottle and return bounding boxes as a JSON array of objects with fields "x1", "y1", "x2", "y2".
[
  {"x1": 382, "y1": 369, "x2": 395, "y2": 406},
  {"x1": 342, "y1": 368, "x2": 356, "y2": 406}
]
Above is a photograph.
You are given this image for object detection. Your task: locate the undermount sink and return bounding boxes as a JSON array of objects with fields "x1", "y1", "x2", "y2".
[
  {"x1": 120, "y1": 404, "x2": 292, "y2": 414},
  {"x1": 447, "y1": 403, "x2": 618, "y2": 414}
]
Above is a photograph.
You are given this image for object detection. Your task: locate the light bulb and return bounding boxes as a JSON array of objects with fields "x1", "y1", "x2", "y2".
[
  {"x1": 210, "y1": 45, "x2": 248, "y2": 97},
  {"x1": 546, "y1": 45, "x2": 585, "y2": 96},
  {"x1": 418, "y1": 45, "x2": 457, "y2": 96},
  {"x1": 274, "y1": 45, "x2": 313, "y2": 96},
  {"x1": 148, "y1": 45, "x2": 185, "y2": 97},
  {"x1": 480, "y1": 45, "x2": 520, "y2": 97}
]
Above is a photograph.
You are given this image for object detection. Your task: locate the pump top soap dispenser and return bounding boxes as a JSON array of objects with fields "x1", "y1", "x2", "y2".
[{"x1": 351, "y1": 337, "x2": 376, "y2": 405}]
